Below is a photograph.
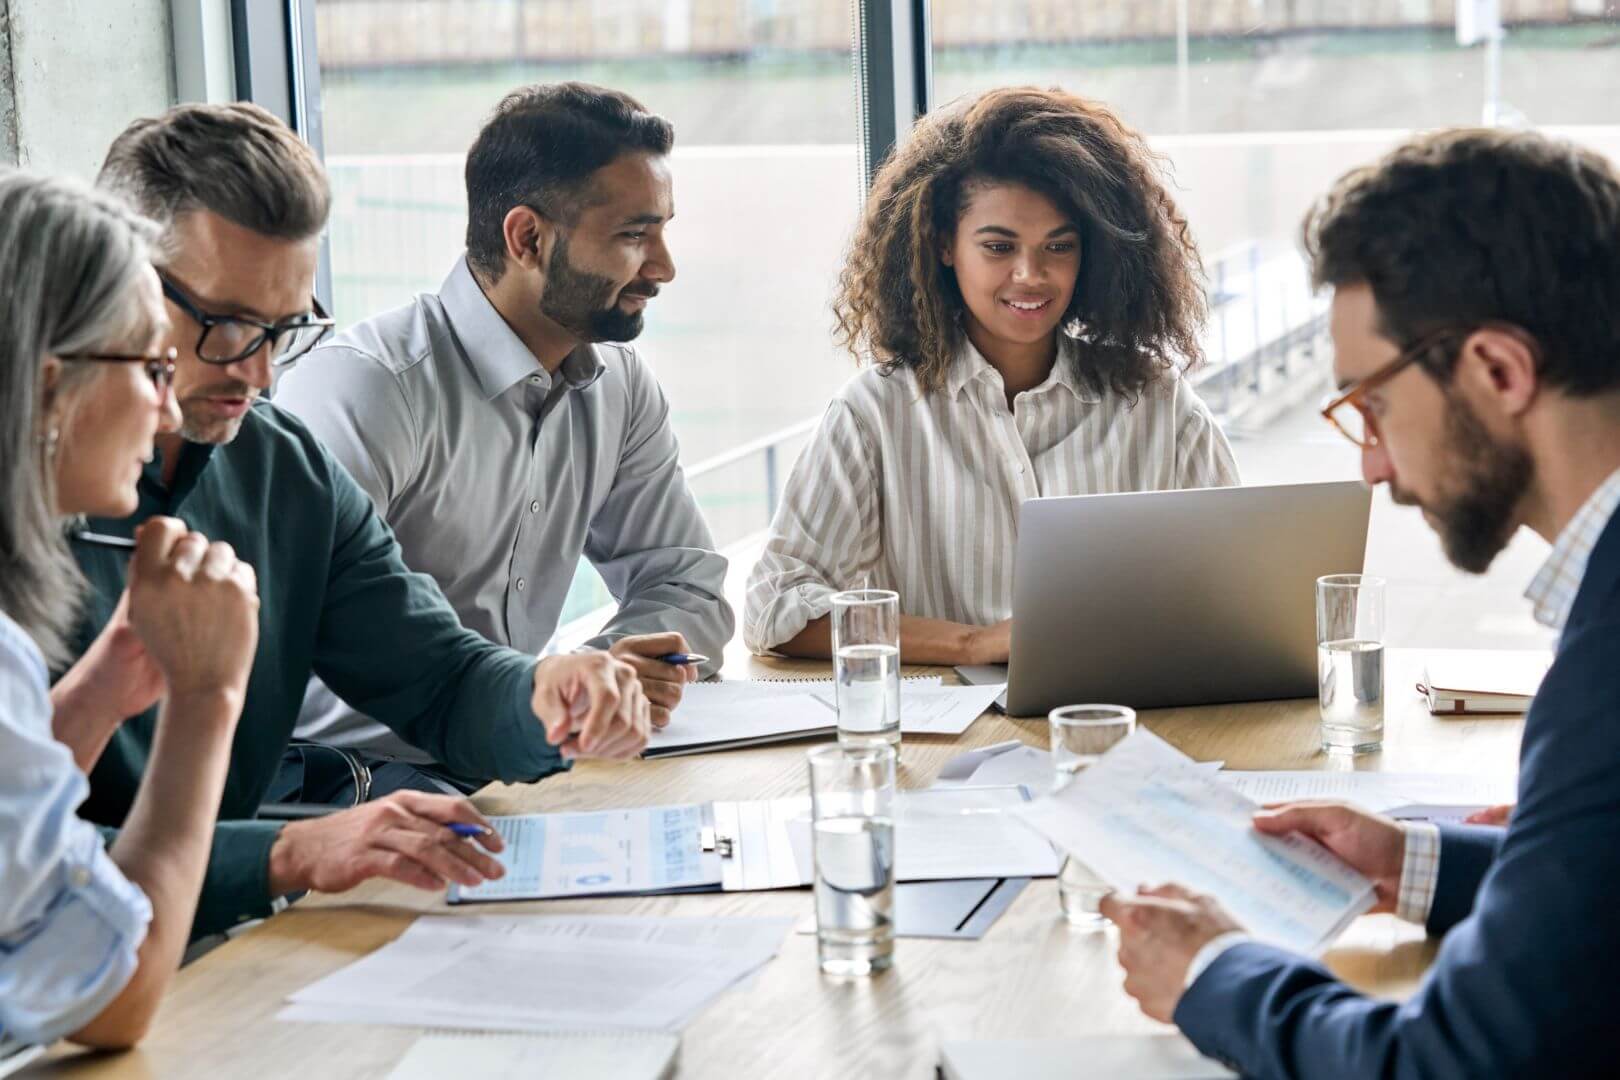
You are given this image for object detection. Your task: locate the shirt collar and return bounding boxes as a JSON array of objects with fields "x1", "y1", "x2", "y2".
[
  {"x1": 1524, "y1": 466, "x2": 1620, "y2": 631},
  {"x1": 944, "y1": 334, "x2": 1102, "y2": 404},
  {"x1": 437, "y1": 255, "x2": 606, "y2": 400}
]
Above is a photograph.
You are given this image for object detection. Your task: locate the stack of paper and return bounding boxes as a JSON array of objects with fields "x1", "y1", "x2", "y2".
[
  {"x1": 1012, "y1": 730, "x2": 1376, "y2": 955},
  {"x1": 279, "y1": 915, "x2": 792, "y2": 1033},
  {"x1": 388, "y1": 1032, "x2": 679, "y2": 1080},
  {"x1": 647, "y1": 676, "x2": 1004, "y2": 756},
  {"x1": 941, "y1": 1035, "x2": 1234, "y2": 1079}
]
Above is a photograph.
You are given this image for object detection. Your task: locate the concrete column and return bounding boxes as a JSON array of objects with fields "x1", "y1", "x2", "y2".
[{"x1": 0, "y1": 0, "x2": 174, "y2": 178}]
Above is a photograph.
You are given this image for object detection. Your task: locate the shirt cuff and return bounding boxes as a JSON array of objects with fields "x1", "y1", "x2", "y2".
[
  {"x1": 1395, "y1": 821, "x2": 1442, "y2": 924},
  {"x1": 1184, "y1": 930, "x2": 1250, "y2": 990}
]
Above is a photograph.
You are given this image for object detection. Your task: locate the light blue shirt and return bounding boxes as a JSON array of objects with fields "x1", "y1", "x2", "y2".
[
  {"x1": 277, "y1": 255, "x2": 733, "y2": 762},
  {"x1": 0, "y1": 610, "x2": 151, "y2": 1045}
]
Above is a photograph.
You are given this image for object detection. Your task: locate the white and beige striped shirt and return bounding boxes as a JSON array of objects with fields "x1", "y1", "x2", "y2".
[{"x1": 744, "y1": 337, "x2": 1241, "y2": 653}]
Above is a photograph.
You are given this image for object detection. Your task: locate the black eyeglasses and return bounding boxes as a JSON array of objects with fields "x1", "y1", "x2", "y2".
[
  {"x1": 57, "y1": 347, "x2": 179, "y2": 396},
  {"x1": 160, "y1": 274, "x2": 333, "y2": 367}
]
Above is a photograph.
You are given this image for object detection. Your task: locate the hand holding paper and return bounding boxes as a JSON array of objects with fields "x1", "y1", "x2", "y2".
[{"x1": 1011, "y1": 730, "x2": 1375, "y2": 955}]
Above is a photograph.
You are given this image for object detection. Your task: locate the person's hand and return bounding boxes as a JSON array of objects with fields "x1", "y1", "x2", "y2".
[
  {"x1": 267, "y1": 791, "x2": 505, "y2": 895},
  {"x1": 608, "y1": 632, "x2": 699, "y2": 729},
  {"x1": 965, "y1": 619, "x2": 1013, "y2": 665},
  {"x1": 531, "y1": 651, "x2": 650, "y2": 760},
  {"x1": 63, "y1": 587, "x2": 167, "y2": 721},
  {"x1": 124, "y1": 517, "x2": 259, "y2": 702},
  {"x1": 1100, "y1": 884, "x2": 1245, "y2": 1023},
  {"x1": 1464, "y1": 803, "x2": 1513, "y2": 826},
  {"x1": 1252, "y1": 801, "x2": 1407, "y2": 913}
]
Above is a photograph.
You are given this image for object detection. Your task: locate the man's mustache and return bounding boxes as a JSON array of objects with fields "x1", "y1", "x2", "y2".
[
  {"x1": 184, "y1": 382, "x2": 259, "y2": 400},
  {"x1": 620, "y1": 285, "x2": 660, "y2": 301}
]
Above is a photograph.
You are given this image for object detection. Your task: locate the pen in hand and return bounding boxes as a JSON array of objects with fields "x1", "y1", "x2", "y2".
[
  {"x1": 70, "y1": 530, "x2": 137, "y2": 554},
  {"x1": 656, "y1": 653, "x2": 709, "y2": 666},
  {"x1": 446, "y1": 823, "x2": 492, "y2": 839}
]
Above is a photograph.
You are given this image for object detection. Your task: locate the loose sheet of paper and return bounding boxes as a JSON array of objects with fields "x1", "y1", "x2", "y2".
[
  {"x1": 808, "y1": 683, "x2": 1005, "y2": 735},
  {"x1": 645, "y1": 694, "x2": 836, "y2": 755},
  {"x1": 1218, "y1": 771, "x2": 1516, "y2": 813},
  {"x1": 1013, "y1": 730, "x2": 1375, "y2": 955},
  {"x1": 785, "y1": 786, "x2": 1061, "y2": 883},
  {"x1": 281, "y1": 915, "x2": 791, "y2": 1034},
  {"x1": 449, "y1": 805, "x2": 721, "y2": 902}
]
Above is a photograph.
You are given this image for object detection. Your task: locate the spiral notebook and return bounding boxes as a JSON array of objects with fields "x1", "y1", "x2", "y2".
[{"x1": 387, "y1": 1031, "x2": 678, "y2": 1079}]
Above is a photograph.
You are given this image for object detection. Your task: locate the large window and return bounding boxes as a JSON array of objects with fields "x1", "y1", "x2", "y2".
[
  {"x1": 287, "y1": 1, "x2": 1617, "y2": 648},
  {"x1": 312, "y1": 0, "x2": 865, "y2": 624}
]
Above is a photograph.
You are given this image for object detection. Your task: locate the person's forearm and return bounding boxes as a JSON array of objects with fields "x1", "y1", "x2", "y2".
[
  {"x1": 775, "y1": 614, "x2": 994, "y2": 666},
  {"x1": 71, "y1": 689, "x2": 241, "y2": 1049},
  {"x1": 48, "y1": 664, "x2": 125, "y2": 773}
]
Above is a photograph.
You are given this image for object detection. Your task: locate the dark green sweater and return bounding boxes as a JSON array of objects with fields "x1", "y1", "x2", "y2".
[{"x1": 69, "y1": 403, "x2": 563, "y2": 938}]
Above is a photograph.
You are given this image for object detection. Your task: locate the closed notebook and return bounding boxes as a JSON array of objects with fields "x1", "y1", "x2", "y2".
[
  {"x1": 1419, "y1": 650, "x2": 1552, "y2": 715},
  {"x1": 387, "y1": 1031, "x2": 678, "y2": 1079},
  {"x1": 940, "y1": 1035, "x2": 1234, "y2": 1079}
]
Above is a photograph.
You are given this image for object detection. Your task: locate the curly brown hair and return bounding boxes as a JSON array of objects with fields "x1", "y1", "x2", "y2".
[{"x1": 833, "y1": 86, "x2": 1206, "y2": 398}]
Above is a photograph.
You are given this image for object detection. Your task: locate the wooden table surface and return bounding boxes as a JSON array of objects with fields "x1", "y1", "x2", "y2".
[{"x1": 30, "y1": 647, "x2": 1524, "y2": 1080}]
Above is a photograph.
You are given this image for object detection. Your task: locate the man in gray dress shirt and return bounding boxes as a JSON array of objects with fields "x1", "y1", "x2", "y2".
[{"x1": 275, "y1": 83, "x2": 733, "y2": 794}]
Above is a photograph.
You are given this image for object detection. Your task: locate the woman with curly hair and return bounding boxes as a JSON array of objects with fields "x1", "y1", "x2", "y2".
[{"x1": 744, "y1": 87, "x2": 1239, "y2": 664}]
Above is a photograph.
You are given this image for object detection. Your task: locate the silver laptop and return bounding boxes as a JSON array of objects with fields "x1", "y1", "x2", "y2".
[{"x1": 959, "y1": 481, "x2": 1372, "y2": 717}]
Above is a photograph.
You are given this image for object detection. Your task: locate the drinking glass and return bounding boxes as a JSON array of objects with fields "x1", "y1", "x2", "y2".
[
  {"x1": 831, "y1": 589, "x2": 901, "y2": 749},
  {"x1": 808, "y1": 743, "x2": 897, "y2": 976},
  {"x1": 1049, "y1": 704, "x2": 1136, "y2": 927},
  {"x1": 1316, "y1": 574, "x2": 1386, "y2": 755}
]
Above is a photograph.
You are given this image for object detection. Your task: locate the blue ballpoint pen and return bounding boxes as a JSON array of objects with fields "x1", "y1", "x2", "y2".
[
  {"x1": 446, "y1": 823, "x2": 489, "y2": 838},
  {"x1": 656, "y1": 653, "x2": 710, "y2": 666}
]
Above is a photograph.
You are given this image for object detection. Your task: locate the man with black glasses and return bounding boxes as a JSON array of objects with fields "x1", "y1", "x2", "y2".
[{"x1": 48, "y1": 102, "x2": 651, "y2": 941}]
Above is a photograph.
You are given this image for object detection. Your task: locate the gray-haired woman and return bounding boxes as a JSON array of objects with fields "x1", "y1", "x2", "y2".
[{"x1": 0, "y1": 171, "x2": 259, "y2": 1050}]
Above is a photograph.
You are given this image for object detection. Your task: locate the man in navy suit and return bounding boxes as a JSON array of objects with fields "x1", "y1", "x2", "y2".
[{"x1": 1098, "y1": 128, "x2": 1620, "y2": 1076}]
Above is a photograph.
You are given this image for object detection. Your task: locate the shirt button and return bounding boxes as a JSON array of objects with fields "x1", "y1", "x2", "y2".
[
  {"x1": 529, "y1": 375, "x2": 543, "y2": 385},
  {"x1": 69, "y1": 866, "x2": 92, "y2": 888},
  {"x1": 529, "y1": 500, "x2": 540, "y2": 514},
  {"x1": 516, "y1": 578, "x2": 526, "y2": 591},
  {"x1": 1016, "y1": 463, "x2": 1027, "y2": 475}
]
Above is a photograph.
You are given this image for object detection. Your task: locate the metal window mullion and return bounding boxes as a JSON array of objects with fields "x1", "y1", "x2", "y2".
[{"x1": 853, "y1": 0, "x2": 931, "y2": 195}]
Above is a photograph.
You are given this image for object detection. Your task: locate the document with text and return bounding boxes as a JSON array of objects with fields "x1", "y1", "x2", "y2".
[{"x1": 1013, "y1": 730, "x2": 1375, "y2": 955}]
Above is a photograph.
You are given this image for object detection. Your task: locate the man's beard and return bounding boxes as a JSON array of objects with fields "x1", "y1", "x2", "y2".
[
  {"x1": 539, "y1": 235, "x2": 655, "y2": 343},
  {"x1": 1391, "y1": 393, "x2": 1532, "y2": 574},
  {"x1": 178, "y1": 381, "x2": 258, "y2": 445}
]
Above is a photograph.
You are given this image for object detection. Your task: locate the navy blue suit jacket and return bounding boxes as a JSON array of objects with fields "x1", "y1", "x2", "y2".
[{"x1": 1176, "y1": 510, "x2": 1620, "y2": 1078}]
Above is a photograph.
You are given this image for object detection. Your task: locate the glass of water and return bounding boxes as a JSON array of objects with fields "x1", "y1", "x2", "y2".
[
  {"x1": 808, "y1": 743, "x2": 896, "y2": 976},
  {"x1": 1049, "y1": 704, "x2": 1136, "y2": 928},
  {"x1": 831, "y1": 589, "x2": 901, "y2": 749},
  {"x1": 1316, "y1": 574, "x2": 1386, "y2": 755}
]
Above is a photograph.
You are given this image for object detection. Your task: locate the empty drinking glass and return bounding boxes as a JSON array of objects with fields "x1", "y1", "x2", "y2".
[
  {"x1": 1049, "y1": 704, "x2": 1136, "y2": 927},
  {"x1": 808, "y1": 743, "x2": 897, "y2": 976},
  {"x1": 831, "y1": 589, "x2": 901, "y2": 749}
]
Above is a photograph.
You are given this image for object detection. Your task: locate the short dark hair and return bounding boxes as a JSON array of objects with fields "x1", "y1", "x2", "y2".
[
  {"x1": 98, "y1": 101, "x2": 330, "y2": 244},
  {"x1": 833, "y1": 86, "x2": 1206, "y2": 398},
  {"x1": 464, "y1": 82, "x2": 674, "y2": 282},
  {"x1": 1303, "y1": 128, "x2": 1620, "y2": 397}
]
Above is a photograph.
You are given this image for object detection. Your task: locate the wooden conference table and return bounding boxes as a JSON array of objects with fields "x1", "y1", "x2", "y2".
[{"x1": 32, "y1": 647, "x2": 1523, "y2": 1080}]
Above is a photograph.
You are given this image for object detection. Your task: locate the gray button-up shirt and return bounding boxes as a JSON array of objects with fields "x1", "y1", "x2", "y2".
[{"x1": 276, "y1": 256, "x2": 733, "y2": 762}]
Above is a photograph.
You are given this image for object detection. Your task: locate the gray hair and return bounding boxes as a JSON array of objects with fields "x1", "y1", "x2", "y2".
[
  {"x1": 98, "y1": 101, "x2": 330, "y2": 244},
  {"x1": 0, "y1": 170, "x2": 162, "y2": 665}
]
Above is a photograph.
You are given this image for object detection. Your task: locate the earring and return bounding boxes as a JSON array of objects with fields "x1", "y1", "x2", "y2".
[{"x1": 39, "y1": 426, "x2": 59, "y2": 461}]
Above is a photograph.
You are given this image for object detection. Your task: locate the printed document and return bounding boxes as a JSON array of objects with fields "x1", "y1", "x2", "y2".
[
  {"x1": 1218, "y1": 771, "x2": 1516, "y2": 813},
  {"x1": 1013, "y1": 730, "x2": 1375, "y2": 954},
  {"x1": 450, "y1": 805, "x2": 722, "y2": 903},
  {"x1": 281, "y1": 915, "x2": 792, "y2": 1033}
]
